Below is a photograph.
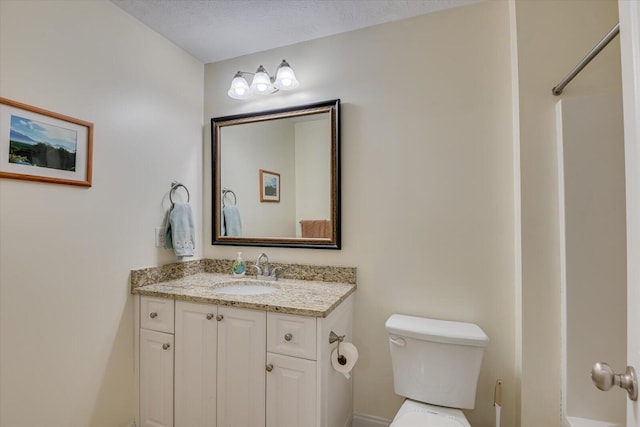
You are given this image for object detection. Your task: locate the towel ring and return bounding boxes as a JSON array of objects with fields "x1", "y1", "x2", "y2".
[
  {"x1": 222, "y1": 188, "x2": 237, "y2": 207},
  {"x1": 170, "y1": 181, "x2": 190, "y2": 204}
]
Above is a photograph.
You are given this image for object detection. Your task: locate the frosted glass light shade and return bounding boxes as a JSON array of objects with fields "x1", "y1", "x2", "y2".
[
  {"x1": 228, "y1": 60, "x2": 298, "y2": 100},
  {"x1": 228, "y1": 73, "x2": 251, "y2": 99},
  {"x1": 274, "y1": 60, "x2": 299, "y2": 90},
  {"x1": 250, "y1": 65, "x2": 276, "y2": 94}
]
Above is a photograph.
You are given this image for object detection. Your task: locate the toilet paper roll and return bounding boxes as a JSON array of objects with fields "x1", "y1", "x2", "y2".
[{"x1": 331, "y1": 342, "x2": 359, "y2": 379}]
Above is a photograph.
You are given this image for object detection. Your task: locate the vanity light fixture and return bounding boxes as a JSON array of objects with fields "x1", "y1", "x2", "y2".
[{"x1": 227, "y1": 59, "x2": 299, "y2": 100}]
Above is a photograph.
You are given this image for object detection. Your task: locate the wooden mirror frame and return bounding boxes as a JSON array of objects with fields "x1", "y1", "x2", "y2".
[{"x1": 211, "y1": 99, "x2": 341, "y2": 249}]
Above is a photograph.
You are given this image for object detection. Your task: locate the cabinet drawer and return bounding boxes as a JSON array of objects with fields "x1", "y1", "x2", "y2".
[
  {"x1": 141, "y1": 296, "x2": 174, "y2": 333},
  {"x1": 267, "y1": 313, "x2": 316, "y2": 360}
]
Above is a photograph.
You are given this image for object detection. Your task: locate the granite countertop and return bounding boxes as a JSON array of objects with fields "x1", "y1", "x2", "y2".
[{"x1": 132, "y1": 272, "x2": 356, "y2": 318}]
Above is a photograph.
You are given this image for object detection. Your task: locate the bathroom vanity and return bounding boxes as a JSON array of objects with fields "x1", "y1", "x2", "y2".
[{"x1": 131, "y1": 261, "x2": 356, "y2": 427}]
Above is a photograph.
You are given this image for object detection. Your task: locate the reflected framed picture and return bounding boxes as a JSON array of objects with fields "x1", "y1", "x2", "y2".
[
  {"x1": 259, "y1": 169, "x2": 280, "y2": 202},
  {"x1": 0, "y1": 97, "x2": 93, "y2": 187}
]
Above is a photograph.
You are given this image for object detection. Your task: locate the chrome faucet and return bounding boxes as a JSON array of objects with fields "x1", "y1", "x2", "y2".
[{"x1": 252, "y1": 252, "x2": 281, "y2": 281}]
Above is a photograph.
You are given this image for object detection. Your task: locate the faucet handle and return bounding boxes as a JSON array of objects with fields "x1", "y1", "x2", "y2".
[
  {"x1": 270, "y1": 266, "x2": 282, "y2": 280},
  {"x1": 251, "y1": 264, "x2": 262, "y2": 276}
]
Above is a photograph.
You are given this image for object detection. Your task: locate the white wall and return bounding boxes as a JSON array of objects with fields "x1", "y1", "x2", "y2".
[
  {"x1": 205, "y1": 2, "x2": 516, "y2": 426},
  {"x1": 514, "y1": 1, "x2": 622, "y2": 425},
  {"x1": 220, "y1": 120, "x2": 295, "y2": 237},
  {"x1": 0, "y1": 1, "x2": 203, "y2": 426},
  {"x1": 295, "y1": 118, "x2": 331, "y2": 236}
]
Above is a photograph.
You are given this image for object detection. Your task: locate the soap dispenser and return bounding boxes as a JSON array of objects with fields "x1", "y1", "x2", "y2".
[{"x1": 232, "y1": 252, "x2": 246, "y2": 277}]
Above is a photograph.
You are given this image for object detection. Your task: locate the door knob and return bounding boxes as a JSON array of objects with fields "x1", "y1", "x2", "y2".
[{"x1": 591, "y1": 362, "x2": 638, "y2": 401}]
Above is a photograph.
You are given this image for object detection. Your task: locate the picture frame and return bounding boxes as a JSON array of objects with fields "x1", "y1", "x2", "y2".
[
  {"x1": 0, "y1": 97, "x2": 93, "y2": 187},
  {"x1": 259, "y1": 169, "x2": 280, "y2": 202}
]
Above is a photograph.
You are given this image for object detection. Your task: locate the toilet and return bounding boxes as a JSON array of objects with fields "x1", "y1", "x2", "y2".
[{"x1": 385, "y1": 314, "x2": 489, "y2": 427}]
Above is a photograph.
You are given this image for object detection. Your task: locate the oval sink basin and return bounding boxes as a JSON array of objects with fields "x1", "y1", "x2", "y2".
[{"x1": 214, "y1": 280, "x2": 279, "y2": 296}]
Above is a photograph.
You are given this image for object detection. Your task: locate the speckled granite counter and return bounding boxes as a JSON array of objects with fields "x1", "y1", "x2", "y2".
[{"x1": 130, "y1": 260, "x2": 356, "y2": 317}]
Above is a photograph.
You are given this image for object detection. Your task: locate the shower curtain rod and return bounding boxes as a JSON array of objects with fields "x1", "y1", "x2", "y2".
[{"x1": 552, "y1": 22, "x2": 620, "y2": 96}]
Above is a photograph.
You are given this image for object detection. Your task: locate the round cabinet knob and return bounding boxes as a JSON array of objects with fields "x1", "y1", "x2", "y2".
[
  {"x1": 266, "y1": 364, "x2": 274, "y2": 372},
  {"x1": 149, "y1": 312, "x2": 158, "y2": 319},
  {"x1": 284, "y1": 333, "x2": 293, "y2": 342},
  {"x1": 162, "y1": 343, "x2": 171, "y2": 350},
  {"x1": 206, "y1": 313, "x2": 214, "y2": 320},
  {"x1": 216, "y1": 314, "x2": 224, "y2": 321}
]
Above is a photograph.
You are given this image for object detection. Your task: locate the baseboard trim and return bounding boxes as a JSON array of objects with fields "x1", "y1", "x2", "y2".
[{"x1": 352, "y1": 413, "x2": 392, "y2": 427}]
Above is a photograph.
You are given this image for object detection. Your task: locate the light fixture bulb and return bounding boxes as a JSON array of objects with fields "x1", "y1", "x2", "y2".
[
  {"x1": 228, "y1": 61, "x2": 299, "y2": 100},
  {"x1": 227, "y1": 72, "x2": 251, "y2": 99},
  {"x1": 250, "y1": 65, "x2": 276, "y2": 95},
  {"x1": 274, "y1": 59, "x2": 299, "y2": 90}
]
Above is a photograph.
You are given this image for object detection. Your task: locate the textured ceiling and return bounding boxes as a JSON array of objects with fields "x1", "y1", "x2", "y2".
[{"x1": 111, "y1": 0, "x2": 482, "y2": 64}]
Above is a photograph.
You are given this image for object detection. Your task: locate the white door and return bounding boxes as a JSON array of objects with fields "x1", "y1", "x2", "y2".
[
  {"x1": 174, "y1": 301, "x2": 218, "y2": 427},
  {"x1": 217, "y1": 306, "x2": 266, "y2": 427},
  {"x1": 620, "y1": 1, "x2": 640, "y2": 426},
  {"x1": 140, "y1": 329, "x2": 174, "y2": 427},
  {"x1": 266, "y1": 352, "x2": 317, "y2": 427}
]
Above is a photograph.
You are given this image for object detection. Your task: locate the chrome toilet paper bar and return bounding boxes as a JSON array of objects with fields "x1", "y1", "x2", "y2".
[{"x1": 329, "y1": 331, "x2": 347, "y2": 365}]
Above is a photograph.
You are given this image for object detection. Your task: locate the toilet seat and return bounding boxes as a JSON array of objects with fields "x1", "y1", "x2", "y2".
[
  {"x1": 390, "y1": 400, "x2": 470, "y2": 427},
  {"x1": 391, "y1": 412, "x2": 465, "y2": 427}
]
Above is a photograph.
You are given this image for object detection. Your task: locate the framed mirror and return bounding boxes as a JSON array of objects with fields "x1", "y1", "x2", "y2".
[{"x1": 211, "y1": 99, "x2": 340, "y2": 249}]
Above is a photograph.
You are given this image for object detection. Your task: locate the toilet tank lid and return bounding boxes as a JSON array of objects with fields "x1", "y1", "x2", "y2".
[{"x1": 385, "y1": 314, "x2": 489, "y2": 347}]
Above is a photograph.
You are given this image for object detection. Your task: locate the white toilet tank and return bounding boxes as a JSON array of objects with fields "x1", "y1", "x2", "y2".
[{"x1": 385, "y1": 314, "x2": 489, "y2": 410}]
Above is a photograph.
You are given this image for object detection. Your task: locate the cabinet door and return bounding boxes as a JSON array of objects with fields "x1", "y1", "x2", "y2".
[
  {"x1": 217, "y1": 306, "x2": 266, "y2": 427},
  {"x1": 266, "y1": 353, "x2": 317, "y2": 427},
  {"x1": 140, "y1": 328, "x2": 174, "y2": 427},
  {"x1": 175, "y1": 301, "x2": 217, "y2": 427}
]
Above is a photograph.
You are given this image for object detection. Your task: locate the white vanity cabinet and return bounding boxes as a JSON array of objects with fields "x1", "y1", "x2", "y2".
[
  {"x1": 135, "y1": 292, "x2": 354, "y2": 427},
  {"x1": 139, "y1": 296, "x2": 175, "y2": 427},
  {"x1": 264, "y1": 298, "x2": 355, "y2": 427},
  {"x1": 266, "y1": 313, "x2": 317, "y2": 427}
]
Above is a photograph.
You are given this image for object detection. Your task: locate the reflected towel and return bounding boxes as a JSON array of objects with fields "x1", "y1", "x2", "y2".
[
  {"x1": 164, "y1": 202, "x2": 195, "y2": 257},
  {"x1": 223, "y1": 205, "x2": 242, "y2": 236},
  {"x1": 300, "y1": 219, "x2": 331, "y2": 238}
]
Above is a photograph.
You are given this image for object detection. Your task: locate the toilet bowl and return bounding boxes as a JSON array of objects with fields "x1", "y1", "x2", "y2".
[{"x1": 385, "y1": 314, "x2": 489, "y2": 427}]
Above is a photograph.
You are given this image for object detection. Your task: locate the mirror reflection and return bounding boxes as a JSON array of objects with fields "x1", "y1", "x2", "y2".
[{"x1": 211, "y1": 99, "x2": 340, "y2": 249}]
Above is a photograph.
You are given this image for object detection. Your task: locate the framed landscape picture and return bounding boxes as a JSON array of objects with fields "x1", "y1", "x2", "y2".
[
  {"x1": 0, "y1": 97, "x2": 93, "y2": 187},
  {"x1": 259, "y1": 169, "x2": 280, "y2": 202}
]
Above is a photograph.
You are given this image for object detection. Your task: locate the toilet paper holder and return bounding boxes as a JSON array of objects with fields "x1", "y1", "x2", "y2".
[{"x1": 329, "y1": 331, "x2": 348, "y2": 365}]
